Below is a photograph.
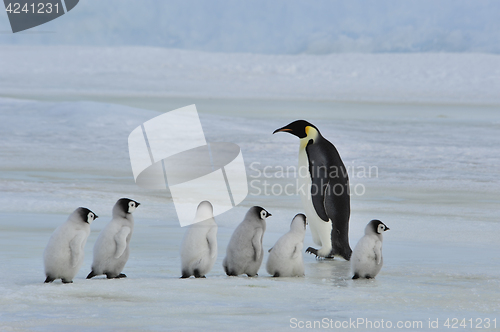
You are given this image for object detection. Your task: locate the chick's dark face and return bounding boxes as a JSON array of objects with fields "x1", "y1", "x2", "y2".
[
  {"x1": 78, "y1": 207, "x2": 98, "y2": 224},
  {"x1": 118, "y1": 198, "x2": 140, "y2": 214},
  {"x1": 256, "y1": 207, "x2": 272, "y2": 219},
  {"x1": 273, "y1": 120, "x2": 315, "y2": 139}
]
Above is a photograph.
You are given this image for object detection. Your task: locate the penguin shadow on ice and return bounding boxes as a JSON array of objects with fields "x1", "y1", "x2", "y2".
[
  {"x1": 179, "y1": 201, "x2": 218, "y2": 279},
  {"x1": 44, "y1": 207, "x2": 98, "y2": 284}
]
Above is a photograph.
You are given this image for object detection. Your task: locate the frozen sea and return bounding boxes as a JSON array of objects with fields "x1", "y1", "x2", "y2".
[{"x1": 0, "y1": 47, "x2": 499, "y2": 331}]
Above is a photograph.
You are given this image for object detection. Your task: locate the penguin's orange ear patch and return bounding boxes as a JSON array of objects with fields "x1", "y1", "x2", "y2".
[{"x1": 305, "y1": 126, "x2": 311, "y2": 136}]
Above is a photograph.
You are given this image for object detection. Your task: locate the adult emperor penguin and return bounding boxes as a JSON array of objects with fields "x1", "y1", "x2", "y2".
[
  {"x1": 87, "y1": 198, "x2": 140, "y2": 279},
  {"x1": 273, "y1": 120, "x2": 352, "y2": 260},
  {"x1": 266, "y1": 214, "x2": 307, "y2": 277},
  {"x1": 223, "y1": 206, "x2": 271, "y2": 277},
  {"x1": 351, "y1": 219, "x2": 389, "y2": 279},
  {"x1": 180, "y1": 201, "x2": 218, "y2": 278},
  {"x1": 44, "y1": 207, "x2": 98, "y2": 283}
]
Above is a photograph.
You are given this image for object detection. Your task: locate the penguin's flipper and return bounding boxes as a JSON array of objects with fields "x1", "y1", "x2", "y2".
[
  {"x1": 207, "y1": 229, "x2": 217, "y2": 261},
  {"x1": 251, "y1": 228, "x2": 264, "y2": 261},
  {"x1": 324, "y1": 182, "x2": 352, "y2": 261},
  {"x1": 374, "y1": 241, "x2": 382, "y2": 265},
  {"x1": 69, "y1": 231, "x2": 86, "y2": 268},
  {"x1": 114, "y1": 226, "x2": 131, "y2": 259},
  {"x1": 291, "y1": 243, "x2": 303, "y2": 259},
  {"x1": 305, "y1": 143, "x2": 330, "y2": 222}
]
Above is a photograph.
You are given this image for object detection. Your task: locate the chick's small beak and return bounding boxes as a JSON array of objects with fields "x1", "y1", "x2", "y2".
[
  {"x1": 267, "y1": 213, "x2": 272, "y2": 217},
  {"x1": 94, "y1": 215, "x2": 99, "y2": 219},
  {"x1": 385, "y1": 227, "x2": 390, "y2": 231}
]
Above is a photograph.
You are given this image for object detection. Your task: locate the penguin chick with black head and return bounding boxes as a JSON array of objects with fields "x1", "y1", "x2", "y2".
[
  {"x1": 266, "y1": 214, "x2": 307, "y2": 277},
  {"x1": 351, "y1": 219, "x2": 390, "y2": 279},
  {"x1": 44, "y1": 207, "x2": 98, "y2": 283},
  {"x1": 87, "y1": 198, "x2": 140, "y2": 279},
  {"x1": 273, "y1": 120, "x2": 352, "y2": 260},
  {"x1": 180, "y1": 201, "x2": 218, "y2": 278},
  {"x1": 223, "y1": 206, "x2": 271, "y2": 277}
]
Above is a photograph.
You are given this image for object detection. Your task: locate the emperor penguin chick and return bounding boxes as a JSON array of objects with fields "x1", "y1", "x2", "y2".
[
  {"x1": 223, "y1": 206, "x2": 272, "y2": 277},
  {"x1": 87, "y1": 198, "x2": 140, "y2": 279},
  {"x1": 180, "y1": 201, "x2": 218, "y2": 278},
  {"x1": 44, "y1": 207, "x2": 98, "y2": 283},
  {"x1": 266, "y1": 214, "x2": 307, "y2": 277},
  {"x1": 351, "y1": 219, "x2": 390, "y2": 279}
]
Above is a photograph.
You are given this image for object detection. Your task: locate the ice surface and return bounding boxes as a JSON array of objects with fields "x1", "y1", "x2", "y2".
[
  {"x1": 1, "y1": 96, "x2": 499, "y2": 330},
  {"x1": 0, "y1": 48, "x2": 499, "y2": 330}
]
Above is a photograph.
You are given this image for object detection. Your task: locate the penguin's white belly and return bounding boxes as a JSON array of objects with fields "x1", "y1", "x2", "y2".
[{"x1": 298, "y1": 149, "x2": 333, "y2": 249}]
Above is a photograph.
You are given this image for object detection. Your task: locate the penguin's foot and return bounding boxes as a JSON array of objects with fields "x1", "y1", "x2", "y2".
[
  {"x1": 365, "y1": 275, "x2": 373, "y2": 279},
  {"x1": 180, "y1": 275, "x2": 191, "y2": 279},
  {"x1": 61, "y1": 279, "x2": 73, "y2": 284},
  {"x1": 86, "y1": 271, "x2": 97, "y2": 279},
  {"x1": 273, "y1": 272, "x2": 280, "y2": 277},
  {"x1": 306, "y1": 247, "x2": 335, "y2": 259},
  {"x1": 193, "y1": 269, "x2": 204, "y2": 278},
  {"x1": 305, "y1": 247, "x2": 319, "y2": 256},
  {"x1": 44, "y1": 276, "x2": 55, "y2": 283},
  {"x1": 195, "y1": 275, "x2": 206, "y2": 278},
  {"x1": 352, "y1": 274, "x2": 360, "y2": 280},
  {"x1": 246, "y1": 273, "x2": 258, "y2": 277},
  {"x1": 224, "y1": 266, "x2": 238, "y2": 276},
  {"x1": 115, "y1": 273, "x2": 127, "y2": 279}
]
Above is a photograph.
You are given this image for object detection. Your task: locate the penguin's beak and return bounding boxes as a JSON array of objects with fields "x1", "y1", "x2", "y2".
[
  {"x1": 267, "y1": 213, "x2": 272, "y2": 217},
  {"x1": 95, "y1": 215, "x2": 99, "y2": 219},
  {"x1": 273, "y1": 126, "x2": 292, "y2": 134},
  {"x1": 385, "y1": 227, "x2": 390, "y2": 231}
]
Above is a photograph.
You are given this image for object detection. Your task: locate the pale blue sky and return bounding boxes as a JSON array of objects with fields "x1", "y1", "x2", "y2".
[{"x1": 1, "y1": 0, "x2": 499, "y2": 54}]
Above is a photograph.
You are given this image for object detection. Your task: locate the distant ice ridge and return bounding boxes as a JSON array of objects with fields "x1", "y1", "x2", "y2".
[{"x1": 1, "y1": 46, "x2": 500, "y2": 105}]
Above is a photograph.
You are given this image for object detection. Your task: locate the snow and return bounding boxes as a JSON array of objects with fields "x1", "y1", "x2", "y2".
[
  {"x1": 1, "y1": 46, "x2": 500, "y2": 105},
  {"x1": 1, "y1": 0, "x2": 500, "y2": 54}
]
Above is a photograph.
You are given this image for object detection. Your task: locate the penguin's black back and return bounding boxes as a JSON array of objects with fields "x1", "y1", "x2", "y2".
[{"x1": 306, "y1": 134, "x2": 352, "y2": 260}]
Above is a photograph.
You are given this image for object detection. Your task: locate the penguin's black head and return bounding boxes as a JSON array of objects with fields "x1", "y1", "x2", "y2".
[
  {"x1": 369, "y1": 219, "x2": 390, "y2": 234},
  {"x1": 253, "y1": 206, "x2": 272, "y2": 220},
  {"x1": 77, "y1": 207, "x2": 98, "y2": 224},
  {"x1": 116, "y1": 198, "x2": 141, "y2": 215},
  {"x1": 273, "y1": 120, "x2": 319, "y2": 139}
]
